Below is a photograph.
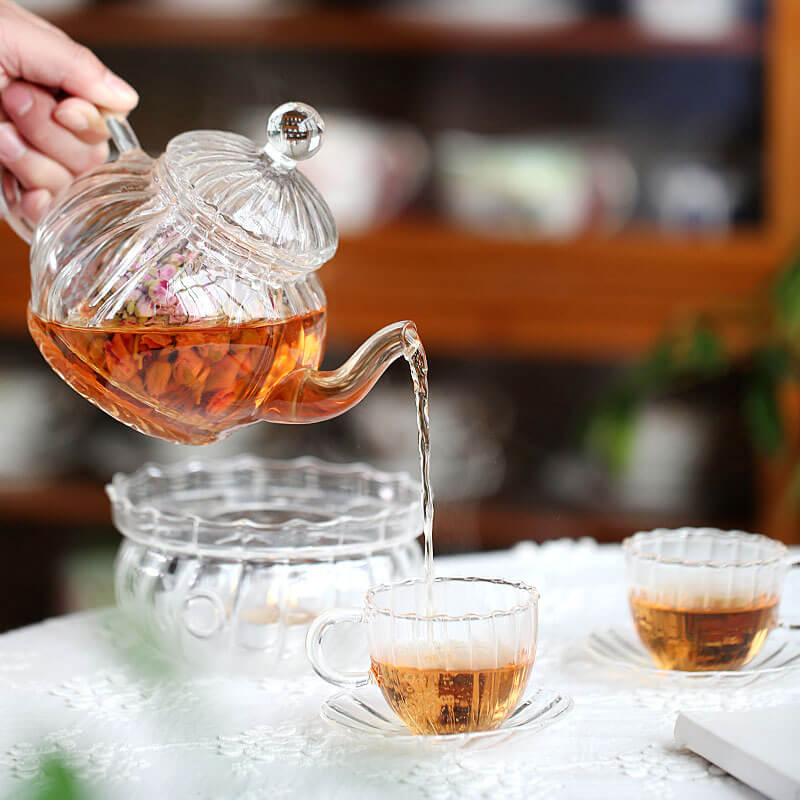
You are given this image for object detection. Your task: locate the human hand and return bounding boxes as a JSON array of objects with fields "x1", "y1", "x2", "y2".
[{"x1": 0, "y1": 0, "x2": 138, "y2": 225}]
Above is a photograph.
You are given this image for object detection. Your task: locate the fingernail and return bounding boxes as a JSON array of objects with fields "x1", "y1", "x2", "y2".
[
  {"x1": 54, "y1": 106, "x2": 89, "y2": 132},
  {"x1": 5, "y1": 85, "x2": 33, "y2": 116},
  {"x1": 0, "y1": 126, "x2": 25, "y2": 161},
  {"x1": 104, "y1": 72, "x2": 138, "y2": 103}
]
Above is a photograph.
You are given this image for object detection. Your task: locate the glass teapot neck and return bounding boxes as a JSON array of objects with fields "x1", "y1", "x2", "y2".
[{"x1": 262, "y1": 321, "x2": 421, "y2": 423}]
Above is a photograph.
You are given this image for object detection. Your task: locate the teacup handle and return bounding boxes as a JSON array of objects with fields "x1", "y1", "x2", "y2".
[
  {"x1": 779, "y1": 561, "x2": 800, "y2": 630},
  {"x1": 306, "y1": 607, "x2": 370, "y2": 689},
  {"x1": 0, "y1": 112, "x2": 140, "y2": 245}
]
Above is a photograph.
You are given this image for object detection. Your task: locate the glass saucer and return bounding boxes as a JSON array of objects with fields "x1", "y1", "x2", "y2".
[
  {"x1": 585, "y1": 626, "x2": 800, "y2": 686},
  {"x1": 320, "y1": 685, "x2": 573, "y2": 750}
]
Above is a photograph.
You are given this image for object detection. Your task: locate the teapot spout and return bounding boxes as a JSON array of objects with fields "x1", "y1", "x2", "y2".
[{"x1": 263, "y1": 321, "x2": 421, "y2": 424}]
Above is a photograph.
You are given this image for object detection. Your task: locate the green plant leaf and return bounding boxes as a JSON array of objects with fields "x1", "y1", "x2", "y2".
[
  {"x1": 743, "y1": 375, "x2": 784, "y2": 456},
  {"x1": 583, "y1": 404, "x2": 637, "y2": 473},
  {"x1": 583, "y1": 321, "x2": 728, "y2": 471},
  {"x1": 683, "y1": 324, "x2": 727, "y2": 374},
  {"x1": 28, "y1": 757, "x2": 87, "y2": 800},
  {"x1": 741, "y1": 345, "x2": 791, "y2": 456},
  {"x1": 773, "y1": 252, "x2": 800, "y2": 338},
  {"x1": 754, "y1": 344, "x2": 791, "y2": 382},
  {"x1": 787, "y1": 458, "x2": 800, "y2": 502}
]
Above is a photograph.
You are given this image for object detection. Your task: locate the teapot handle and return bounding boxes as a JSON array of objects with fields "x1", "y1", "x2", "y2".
[
  {"x1": 0, "y1": 111, "x2": 140, "y2": 244},
  {"x1": 0, "y1": 167, "x2": 34, "y2": 244},
  {"x1": 104, "y1": 113, "x2": 141, "y2": 155}
]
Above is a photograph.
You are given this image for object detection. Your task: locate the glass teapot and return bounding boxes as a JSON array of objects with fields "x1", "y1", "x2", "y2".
[{"x1": 1, "y1": 103, "x2": 420, "y2": 444}]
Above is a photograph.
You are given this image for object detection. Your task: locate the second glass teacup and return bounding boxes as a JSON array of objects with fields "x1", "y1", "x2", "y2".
[
  {"x1": 624, "y1": 528, "x2": 799, "y2": 671},
  {"x1": 306, "y1": 577, "x2": 539, "y2": 735}
]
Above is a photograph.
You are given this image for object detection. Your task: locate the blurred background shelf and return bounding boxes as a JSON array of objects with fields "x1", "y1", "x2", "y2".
[
  {"x1": 322, "y1": 223, "x2": 788, "y2": 357},
  {"x1": 46, "y1": 8, "x2": 764, "y2": 55},
  {"x1": 1, "y1": 223, "x2": 789, "y2": 356},
  {"x1": 0, "y1": 480, "x2": 111, "y2": 527},
  {"x1": 0, "y1": 476, "x2": 734, "y2": 550}
]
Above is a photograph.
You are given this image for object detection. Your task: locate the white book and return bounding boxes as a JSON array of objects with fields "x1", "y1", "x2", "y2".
[{"x1": 674, "y1": 705, "x2": 800, "y2": 800}]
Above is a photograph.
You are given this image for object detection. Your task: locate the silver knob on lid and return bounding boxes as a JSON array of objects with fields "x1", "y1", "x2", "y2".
[{"x1": 264, "y1": 102, "x2": 324, "y2": 168}]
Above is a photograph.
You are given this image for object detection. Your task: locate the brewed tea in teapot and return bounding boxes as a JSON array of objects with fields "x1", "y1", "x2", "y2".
[{"x1": 28, "y1": 310, "x2": 326, "y2": 444}]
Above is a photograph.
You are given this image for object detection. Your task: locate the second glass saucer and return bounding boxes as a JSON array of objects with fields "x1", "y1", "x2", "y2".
[
  {"x1": 320, "y1": 685, "x2": 573, "y2": 750},
  {"x1": 585, "y1": 626, "x2": 800, "y2": 687}
]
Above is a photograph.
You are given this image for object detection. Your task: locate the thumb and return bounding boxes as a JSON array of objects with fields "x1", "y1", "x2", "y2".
[{"x1": 1, "y1": 17, "x2": 138, "y2": 112}]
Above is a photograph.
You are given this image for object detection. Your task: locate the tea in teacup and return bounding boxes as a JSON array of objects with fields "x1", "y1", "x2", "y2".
[
  {"x1": 307, "y1": 577, "x2": 539, "y2": 735},
  {"x1": 628, "y1": 595, "x2": 777, "y2": 671},
  {"x1": 370, "y1": 643, "x2": 534, "y2": 735},
  {"x1": 624, "y1": 528, "x2": 795, "y2": 671}
]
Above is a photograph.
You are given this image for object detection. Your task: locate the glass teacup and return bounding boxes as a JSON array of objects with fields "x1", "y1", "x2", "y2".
[
  {"x1": 624, "y1": 528, "x2": 799, "y2": 671},
  {"x1": 306, "y1": 577, "x2": 538, "y2": 735}
]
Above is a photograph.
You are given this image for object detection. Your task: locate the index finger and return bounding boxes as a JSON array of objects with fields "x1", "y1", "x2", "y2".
[
  {"x1": 1, "y1": 17, "x2": 138, "y2": 112},
  {"x1": 53, "y1": 97, "x2": 111, "y2": 145}
]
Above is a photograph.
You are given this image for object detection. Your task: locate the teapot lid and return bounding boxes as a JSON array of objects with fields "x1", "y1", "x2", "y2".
[{"x1": 161, "y1": 102, "x2": 337, "y2": 272}]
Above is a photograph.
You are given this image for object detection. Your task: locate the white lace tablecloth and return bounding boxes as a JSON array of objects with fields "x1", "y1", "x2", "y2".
[{"x1": 1, "y1": 539, "x2": 798, "y2": 800}]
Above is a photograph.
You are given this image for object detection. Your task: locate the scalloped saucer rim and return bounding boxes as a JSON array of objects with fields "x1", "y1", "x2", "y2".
[
  {"x1": 320, "y1": 684, "x2": 574, "y2": 744},
  {"x1": 584, "y1": 624, "x2": 800, "y2": 683}
]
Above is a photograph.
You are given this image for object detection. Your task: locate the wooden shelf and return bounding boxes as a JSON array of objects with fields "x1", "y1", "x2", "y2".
[
  {"x1": 323, "y1": 222, "x2": 789, "y2": 358},
  {"x1": 0, "y1": 477, "x2": 739, "y2": 546},
  {"x1": 45, "y1": 7, "x2": 763, "y2": 55},
  {"x1": 2, "y1": 221, "x2": 791, "y2": 357},
  {"x1": 0, "y1": 479, "x2": 111, "y2": 527}
]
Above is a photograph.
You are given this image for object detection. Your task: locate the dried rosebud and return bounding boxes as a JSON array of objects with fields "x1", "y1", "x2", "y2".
[
  {"x1": 189, "y1": 366, "x2": 211, "y2": 404},
  {"x1": 227, "y1": 348, "x2": 252, "y2": 373},
  {"x1": 140, "y1": 333, "x2": 174, "y2": 350},
  {"x1": 204, "y1": 357, "x2": 240, "y2": 393},
  {"x1": 205, "y1": 343, "x2": 229, "y2": 363},
  {"x1": 174, "y1": 348, "x2": 206, "y2": 385},
  {"x1": 105, "y1": 336, "x2": 137, "y2": 380},
  {"x1": 87, "y1": 336, "x2": 106, "y2": 364},
  {"x1": 206, "y1": 390, "x2": 236, "y2": 415},
  {"x1": 145, "y1": 361, "x2": 172, "y2": 396},
  {"x1": 135, "y1": 296, "x2": 155, "y2": 318},
  {"x1": 176, "y1": 332, "x2": 208, "y2": 348}
]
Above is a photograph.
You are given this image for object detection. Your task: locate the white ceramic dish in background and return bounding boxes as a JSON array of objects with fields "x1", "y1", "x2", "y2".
[
  {"x1": 629, "y1": 0, "x2": 743, "y2": 39},
  {"x1": 143, "y1": 0, "x2": 302, "y2": 15},
  {"x1": 585, "y1": 626, "x2": 800, "y2": 687},
  {"x1": 234, "y1": 108, "x2": 429, "y2": 234},
  {"x1": 648, "y1": 162, "x2": 743, "y2": 233},
  {"x1": 436, "y1": 131, "x2": 637, "y2": 238},
  {"x1": 15, "y1": 0, "x2": 90, "y2": 11},
  {"x1": 321, "y1": 684, "x2": 573, "y2": 750},
  {"x1": 615, "y1": 403, "x2": 713, "y2": 513},
  {"x1": 384, "y1": 0, "x2": 582, "y2": 29}
]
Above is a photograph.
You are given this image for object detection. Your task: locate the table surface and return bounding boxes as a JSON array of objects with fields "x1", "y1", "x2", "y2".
[{"x1": 0, "y1": 539, "x2": 798, "y2": 800}]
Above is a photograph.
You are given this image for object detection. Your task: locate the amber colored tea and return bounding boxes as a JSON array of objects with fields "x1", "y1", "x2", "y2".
[
  {"x1": 28, "y1": 309, "x2": 326, "y2": 445},
  {"x1": 629, "y1": 594, "x2": 778, "y2": 671},
  {"x1": 370, "y1": 655, "x2": 533, "y2": 734}
]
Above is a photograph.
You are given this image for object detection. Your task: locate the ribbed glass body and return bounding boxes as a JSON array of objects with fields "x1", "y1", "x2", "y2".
[
  {"x1": 624, "y1": 528, "x2": 791, "y2": 670},
  {"x1": 109, "y1": 457, "x2": 424, "y2": 674}
]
